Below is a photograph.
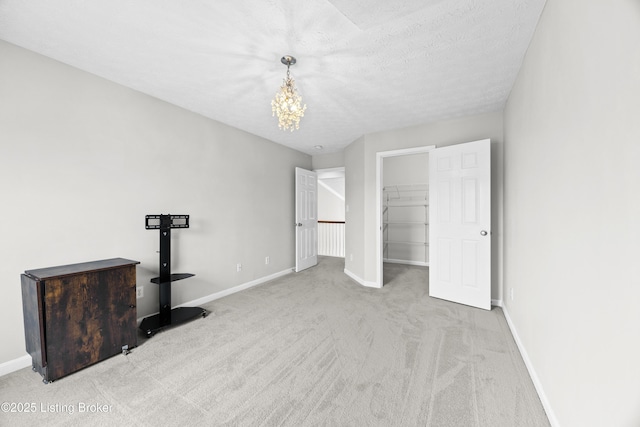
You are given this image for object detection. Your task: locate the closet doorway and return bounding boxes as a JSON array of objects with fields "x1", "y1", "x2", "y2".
[{"x1": 376, "y1": 146, "x2": 435, "y2": 287}]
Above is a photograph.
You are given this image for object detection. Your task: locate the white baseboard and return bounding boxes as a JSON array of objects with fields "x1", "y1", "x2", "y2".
[
  {"x1": 502, "y1": 305, "x2": 560, "y2": 427},
  {"x1": 491, "y1": 299, "x2": 503, "y2": 307},
  {"x1": 344, "y1": 268, "x2": 381, "y2": 288},
  {"x1": 138, "y1": 267, "x2": 294, "y2": 323},
  {"x1": 0, "y1": 354, "x2": 31, "y2": 377},
  {"x1": 180, "y1": 267, "x2": 294, "y2": 308}
]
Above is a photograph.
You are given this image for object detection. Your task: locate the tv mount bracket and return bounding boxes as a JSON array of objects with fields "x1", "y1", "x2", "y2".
[{"x1": 139, "y1": 214, "x2": 207, "y2": 337}]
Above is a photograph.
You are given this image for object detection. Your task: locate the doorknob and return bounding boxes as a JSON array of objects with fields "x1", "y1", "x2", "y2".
[
  {"x1": 296, "y1": 223, "x2": 302, "y2": 227},
  {"x1": 480, "y1": 230, "x2": 488, "y2": 236}
]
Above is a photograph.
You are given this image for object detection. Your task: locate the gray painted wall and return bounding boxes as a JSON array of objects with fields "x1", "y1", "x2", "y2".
[
  {"x1": 312, "y1": 152, "x2": 344, "y2": 170},
  {"x1": 344, "y1": 137, "x2": 366, "y2": 280},
  {"x1": 0, "y1": 40, "x2": 311, "y2": 366},
  {"x1": 383, "y1": 154, "x2": 429, "y2": 187},
  {"x1": 503, "y1": 0, "x2": 640, "y2": 425}
]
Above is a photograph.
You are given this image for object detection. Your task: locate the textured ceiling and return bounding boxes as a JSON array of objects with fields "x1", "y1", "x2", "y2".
[{"x1": 0, "y1": 0, "x2": 546, "y2": 155}]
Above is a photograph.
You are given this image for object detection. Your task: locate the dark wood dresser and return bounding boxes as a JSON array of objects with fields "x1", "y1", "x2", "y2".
[{"x1": 21, "y1": 258, "x2": 140, "y2": 383}]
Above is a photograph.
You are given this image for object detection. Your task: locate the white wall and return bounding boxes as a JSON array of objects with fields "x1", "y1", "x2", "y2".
[
  {"x1": 503, "y1": 0, "x2": 640, "y2": 425},
  {"x1": 344, "y1": 112, "x2": 504, "y2": 298},
  {"x1": 0, "y1": 40, "x2": 311, "y2": 367}
]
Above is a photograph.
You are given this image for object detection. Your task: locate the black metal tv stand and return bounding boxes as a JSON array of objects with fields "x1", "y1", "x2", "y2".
[{"x1": 139, "y1": 214, "x2": 207, "y2": 337}]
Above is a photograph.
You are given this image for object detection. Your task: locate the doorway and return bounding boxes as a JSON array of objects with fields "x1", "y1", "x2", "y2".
[
  {"x1": 316, "y1": 167, "x2": 345, "y2": 258},
  {"x1": 376, "y1": 146, "x2": 435, "y2": 287}
]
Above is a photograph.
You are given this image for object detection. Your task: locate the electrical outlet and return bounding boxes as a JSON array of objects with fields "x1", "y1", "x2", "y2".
[
  {"x1": 236, "y1": 263, "x2": 242, "y2": 272},
  {"x1": 136, "y1": 287, "x2": 143, "y2": 299},
  {"x1": 265, "y1": 256, "x2": 270, "y2": 265},
  {"x1": 350, "y1": 254, "x2": 353, "y2": 262},
  {"x1": 510, "y1": 288, "x2": 514, "y2": 301}
]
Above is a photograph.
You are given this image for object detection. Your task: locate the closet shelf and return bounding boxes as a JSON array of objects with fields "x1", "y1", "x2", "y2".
[
  {"x1": 384, "y1": 221, "x2": 428, "y2": 225},
  {"x1": 383, "y1": 183, "x2": 429, "y2": 194},
  {"x1": 383, "y1": 183, "x2": 429, "y2": 265},
  {"x1": 385, "y1": 200, "x2": 428, "y2": 207},
  {"x1": 385, "y1": 240, "x2": 428, "y2": 246}
]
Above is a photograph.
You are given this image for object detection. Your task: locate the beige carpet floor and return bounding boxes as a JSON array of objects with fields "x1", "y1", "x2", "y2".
[{"x1": 0, "y1": 256, "x2": 549, "y2": 426}]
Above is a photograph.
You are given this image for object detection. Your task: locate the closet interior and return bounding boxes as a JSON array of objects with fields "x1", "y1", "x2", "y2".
[{"x1": 382, "y1": 153, "x2": 429, "y2": 267}]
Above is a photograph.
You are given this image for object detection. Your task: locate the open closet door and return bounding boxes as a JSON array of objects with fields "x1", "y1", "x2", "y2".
[
  {"x1": 429, "y1": 139, "x2": 491, "y2": 310},
  {"x1": 295, "y1": 167, "x2": 318, "y2": 272}
]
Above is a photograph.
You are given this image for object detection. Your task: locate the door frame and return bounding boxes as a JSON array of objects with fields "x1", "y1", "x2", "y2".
[{"x1": 376, "y1": 145, "x2": 436, "y2": 288}]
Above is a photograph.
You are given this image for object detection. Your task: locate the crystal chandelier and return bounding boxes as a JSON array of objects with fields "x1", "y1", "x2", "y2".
[{"x1": 271, "y1": 56, "x2": 307, "y2": 131}]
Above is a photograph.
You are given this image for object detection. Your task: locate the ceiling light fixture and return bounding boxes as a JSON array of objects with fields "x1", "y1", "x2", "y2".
[{"x1": 271, "y1": 55, "x2": 306, "y2": 132}]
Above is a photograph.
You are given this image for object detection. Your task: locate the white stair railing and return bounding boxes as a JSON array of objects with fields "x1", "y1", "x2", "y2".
[{"x1": 318, "y1": 221, "x2": 345, "y2": 258}]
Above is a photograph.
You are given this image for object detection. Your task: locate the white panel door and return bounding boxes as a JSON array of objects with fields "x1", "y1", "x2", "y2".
[
  {"x1": 429, "y1": 139, "x2": 491, "y2": 310},
  {"x1": 295, "y1": 167, "x2": 318, "y2": 272}
]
